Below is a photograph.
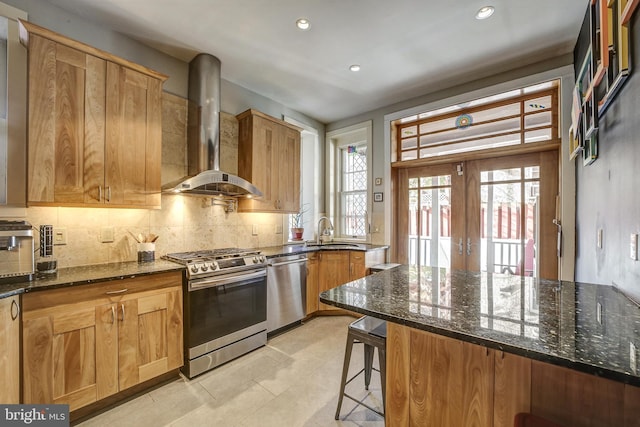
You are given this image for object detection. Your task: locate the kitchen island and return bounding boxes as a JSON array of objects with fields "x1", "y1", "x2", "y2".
[{"x1": 320, "y1": 265, "x2": 640, "y2": 427}]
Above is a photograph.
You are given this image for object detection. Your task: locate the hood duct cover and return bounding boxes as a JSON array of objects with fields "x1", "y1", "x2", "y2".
[{"x1": 162, "y1": 54, "x2": 262, "y2": 198}]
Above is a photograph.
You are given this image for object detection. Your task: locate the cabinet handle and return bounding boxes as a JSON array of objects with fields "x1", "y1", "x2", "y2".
[
  {"x1": 10, "y1": 299, "x2": 19, "y2": 320},
  {"x1": 467, "y1": 238, "x2": 472, "y2": 256},
  {"x1": 111, "y1": 306, "x2": 116, "y2": 324},
  {"x1": 458, "y1": 238, "x2": 463, "y2": 255},
  {"x1": 106, "y1": 288, "x2": 128, "y2": 295},
  {"x1": 119, "y1": 304, "x2": 125, "y2": 322},
  {"x1": 98, "y1": 186, "x2": 103, "y2": 202},
  {"x1": 107, "y1": 186, "x2": 112, "y2": 202}
]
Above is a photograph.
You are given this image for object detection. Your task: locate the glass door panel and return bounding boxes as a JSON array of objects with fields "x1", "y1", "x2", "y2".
[{"x1": 480, "y1": 166, "x2": 540, "y2": 277}]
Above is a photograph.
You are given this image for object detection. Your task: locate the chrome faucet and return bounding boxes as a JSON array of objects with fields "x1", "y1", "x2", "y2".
[{"x1": 316, "y1": 216, "x2": 334, "y2": 244}]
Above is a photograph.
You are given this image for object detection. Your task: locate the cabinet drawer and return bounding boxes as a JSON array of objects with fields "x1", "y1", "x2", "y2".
[{"x1": 23, "y1": 271, "x2": 182, "y2": 312}]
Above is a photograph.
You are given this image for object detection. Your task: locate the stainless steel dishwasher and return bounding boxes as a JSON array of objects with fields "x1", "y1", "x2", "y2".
[{"x1": 267, "y1": 254, "x2": 307, "y2": 334}]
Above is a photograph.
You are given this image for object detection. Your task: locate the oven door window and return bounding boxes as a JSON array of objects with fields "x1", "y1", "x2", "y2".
[{"x1": 188, "y1": 273, "x2": 266, "y2": 348}]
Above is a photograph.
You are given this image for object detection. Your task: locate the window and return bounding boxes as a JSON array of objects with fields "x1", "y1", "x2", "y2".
[
  {"x1": 327, "y1": 121, "x2": 372, "y2": 241},
  {"x1": 340, "y1": 143, "x2": 367, "y2": 238}
]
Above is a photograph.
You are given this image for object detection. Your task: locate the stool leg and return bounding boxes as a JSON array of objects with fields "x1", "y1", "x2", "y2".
[
  {"x1": 364, "y1": 343, "x2": 374, "y2": 390},
  {"x1": 335, "y1": 334, "x2": 355, "y2": 420},
  {"x1": 379, "y1": 346, "x2": 386, "y2": 414}
]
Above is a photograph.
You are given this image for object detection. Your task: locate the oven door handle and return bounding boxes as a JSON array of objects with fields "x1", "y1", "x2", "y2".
[{"x1": 188, "y1": 269, "x2": 266, "y2": 291}]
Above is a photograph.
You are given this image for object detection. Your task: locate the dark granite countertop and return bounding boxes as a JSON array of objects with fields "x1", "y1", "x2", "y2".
[
  {"x1": 260, "y1": 243, "x2": 388, "y2": 258},
  {"x1": 0, "y1": 259, "x2": 184, "y2": 298},
  {"x1": 320, "y1": 265, "x2": 640, "y2": 387}
]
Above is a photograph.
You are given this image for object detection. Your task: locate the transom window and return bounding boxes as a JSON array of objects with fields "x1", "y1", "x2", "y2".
[{"x1": 395, "y1": 80, "x2": 559, "y2": 161}]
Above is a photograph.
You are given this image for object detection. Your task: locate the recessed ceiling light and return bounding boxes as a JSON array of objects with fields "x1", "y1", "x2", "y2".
[
  {"x1": 349, "y1": 64, "x2": 361, "y2": 72},
  {"x1": 475, "y1": 6, "x2": 495, "y2": 19},
  {"x1": 296, "y1": 18, "x2": 310, "y2": 30}
]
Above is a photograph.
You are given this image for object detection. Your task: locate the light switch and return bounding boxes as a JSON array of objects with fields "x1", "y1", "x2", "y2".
[
  {"x1": 252, "y1": 224, "x2": 258, "y2": 236},
  {"x1": 54, "y1": 228, "x2": 67, "y2": 245}
]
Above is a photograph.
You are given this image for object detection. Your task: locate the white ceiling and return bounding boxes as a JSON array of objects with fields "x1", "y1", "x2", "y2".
[{"x1": 45, "y1": 0, "x2": 587, "y2": 123}]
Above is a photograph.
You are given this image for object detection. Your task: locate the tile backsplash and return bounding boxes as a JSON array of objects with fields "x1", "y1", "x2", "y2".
[{"x1": 0, "y1": 92, "x2": 287, "y2": 268}]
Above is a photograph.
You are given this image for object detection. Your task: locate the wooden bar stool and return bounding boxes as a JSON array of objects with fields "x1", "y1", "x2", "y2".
[
  {"x1": 514, "y1": 413, "x2": 565, "y2": 427},
  {"x1": 335, "y1": 316, "x2": 387, "y2": 420}
]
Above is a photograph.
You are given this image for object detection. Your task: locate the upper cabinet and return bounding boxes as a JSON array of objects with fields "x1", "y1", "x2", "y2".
[
  {"x1": 19, "y1": 20, "x2": 166, "y2": 208},
  {"x1": 236, "y1": 109, "x2": 301, "y2": 213}
]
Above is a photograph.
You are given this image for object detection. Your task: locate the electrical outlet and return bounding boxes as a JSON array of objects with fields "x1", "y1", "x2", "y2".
[
  {"x1": 596, "y1": 302, "x2": 603, "y2": 325},
  {"x1": 101, "y1": 226, "x2": 115, "y2": 243},
  {"x1": 252, "y1": 224, "x2": 258, "y2": 236},
  {"x1": 597, "y1": 229, "x2": 603, "y2": 249},
  {"x1": 630, "y1": 342, "x2": 637, "y2": 374},
  {"x1": 631, "y1": 233, "x2": 638, "y2": 260},
  {"x1": 54, "y1": 228, "x2": 67, "y2": 245}
]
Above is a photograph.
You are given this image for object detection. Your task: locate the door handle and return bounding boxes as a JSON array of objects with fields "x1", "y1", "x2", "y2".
[
  {"x1": 553, "y1": 219, "x2": 562, "y2": 258},
  {"x1": 111, "y1": 306, "x2": 116, "y2": 324},
  {"x1": 119, "y1": 304, "x2": 125, "y2": 322},
  {"x1": 10, "y1": 299, "x2": 19, "y2": 320}
]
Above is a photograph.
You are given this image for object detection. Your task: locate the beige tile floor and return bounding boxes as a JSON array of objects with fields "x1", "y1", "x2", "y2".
[{"x1": 77, "y1": 315, "x2": 385, "y2": 427}]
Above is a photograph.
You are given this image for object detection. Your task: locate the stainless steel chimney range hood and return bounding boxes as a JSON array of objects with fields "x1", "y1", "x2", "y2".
[{"x1": 162, "y1": 54, "x2": 262, "y2": 199}]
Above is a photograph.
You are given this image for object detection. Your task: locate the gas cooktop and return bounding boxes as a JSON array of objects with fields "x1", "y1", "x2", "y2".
[
  {"x1": 163, "y1": 248, "x2": 266, "y2": 279},
  {"x1": 163, "y1": 248, "x2": 260, "y2": 263}
]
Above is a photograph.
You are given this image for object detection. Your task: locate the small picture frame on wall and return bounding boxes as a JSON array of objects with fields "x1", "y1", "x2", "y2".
[{"x1": 373, "y1": 192, "x2": 383, "y2": 202}]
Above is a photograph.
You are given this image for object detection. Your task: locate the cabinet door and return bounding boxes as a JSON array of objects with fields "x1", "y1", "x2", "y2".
[
  {"x1": 494, "y1": 351, "x2": 531, "y2": 427},
  {"x1": 306, "y1": 252, "x2": 319, "y2": 314},
  {"x1": 318, "y1": 251, "x2": 351, "y2": 310},
  {"x1": 105, "y1": 63, "x2": 162, "y2": 208},
  {"x1": 238, "y1": 114, "x2": 277, "y2": 211},
  {"x1": 237, "y1": 111, "x2": 301, "y2": 213},
  {"x1": 23, "y1": 303, "x2": 102, "y2": 411},
  {"x1": 350, "y1": 251, "x2": 367, "y2": 280},
  {"x1": 27, "y1": 35, "x2": 106, "y2": 205},
  {"x1": 277, "y1": 125, "x2": 301, "y2": 212},
  {"x1": 0, "y1": 296, "x2": 20, "y2": 404},
  {"x1": 392, "y1": 328, "x2": 494, "y2": 426},
  {"x1": 118, "y1": 287, "x2": 183, "y2": 390}
]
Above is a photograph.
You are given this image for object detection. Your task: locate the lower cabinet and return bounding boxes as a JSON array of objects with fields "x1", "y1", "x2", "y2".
[
  {"x1": 309, "y1": 249, "x2": 387, "y2": 314},
  {"x1": 387, "y1": 323, "x2": 640, "y2": 427},
  {"x1": 22, "y1": 272, "x2": 183, "y2": 412},
  {"x1": 318, "y1": 251, "x2": 351, "y2": 311},
  {"x1": 0, "y1": 295, "x2": 20, "y2": 404}
]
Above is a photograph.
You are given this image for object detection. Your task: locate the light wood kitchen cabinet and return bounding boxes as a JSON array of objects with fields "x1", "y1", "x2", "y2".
[
  {"x1": 387, "y1": 326, "x2": 495, "y2": 426},
  {"x1": 311, "y1": 249, "x2": 387, "y2": 313},
  {"x1": 318, "y1": 251, "x2": 351, "y2": 311},
  {"x1": 22, "y1": 272, "x2": 182, "y2": 412},
  {"x1": 0, "y1": 295, "x2": 21, "y2": 404},
  {"x1": 19, "y1": 20, "x2": 166, "y2": 209},
  {"x1": 236, "y1": 109, "x2": 301, "y2": 213},
  {"x1": 386, "y1": 322, "x2": 640, "y2": 427}
]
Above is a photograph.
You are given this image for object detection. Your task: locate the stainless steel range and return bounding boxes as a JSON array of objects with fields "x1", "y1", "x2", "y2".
[{"x1": 164, "y1": 248, "x2": 267, "y2": 378}]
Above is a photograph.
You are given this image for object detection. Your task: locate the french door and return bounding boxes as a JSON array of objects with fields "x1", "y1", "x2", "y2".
[{"x1": 396, "y1": 150, "x2": 559, "y2": 279}]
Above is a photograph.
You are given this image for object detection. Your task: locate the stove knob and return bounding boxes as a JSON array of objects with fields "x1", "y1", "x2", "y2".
[
  {"x1": 200, "y1": 264, "x2": 209, "y2": 272},
  {"x1": 260, "y1": 256, "x2": 266, "y2": 263},
  {"x1": 213, "y1": 261, "x2": 219, "y2": 270},
  {"x1": 190, "y1": 265, "x2": 199, "y2": 274},
  {"x1": 253, "y1": 256, "x2": 258, "y2": 263}
]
